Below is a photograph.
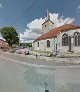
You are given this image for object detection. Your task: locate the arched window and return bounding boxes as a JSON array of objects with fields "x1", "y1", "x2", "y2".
[
  {"x1": 47, "y1": 40, "x2": 50, "y2": 47},
  {"x1": 62, "y1": 34, "x2": 68, "y2": 46},
  {"x1": 74, "y1": 32, "x2": 80, "y2": 46},
  {"x1": 78, "y1": 33, "x2": 80, "y2": 46},
  {"x1": 37, "y1": 42, "x2": 39, "y2": 47}
]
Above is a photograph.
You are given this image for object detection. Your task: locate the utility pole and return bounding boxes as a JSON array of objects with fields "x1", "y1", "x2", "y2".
[
  {"x1": 19, "y1": 32, "x2": 20, "y2": 47},
  {"x1": 18, "y1": 32, "x2": 20, "y2": 53}
]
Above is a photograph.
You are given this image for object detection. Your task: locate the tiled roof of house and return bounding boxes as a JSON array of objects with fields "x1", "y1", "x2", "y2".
[
  {"x1": 33, "y1": 24, "x2": 80, "y2": 42},
  {"x1": 0, "y1": 39, "x2": 6, "y2": 41}
]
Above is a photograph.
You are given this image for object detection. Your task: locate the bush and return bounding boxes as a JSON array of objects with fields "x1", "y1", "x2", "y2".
[
  {"x1": 12, "y1": 44, "x2": 18, "y2": 48},
  {"x1": 49, "y1": 53, "x2": 53, "y2": 57},
  {"x1": 53, "y1": 53, "x2": 57, "y2": 56},
  {"x1": 47, "y1": 53, "x2": 53, "y2": 57}
]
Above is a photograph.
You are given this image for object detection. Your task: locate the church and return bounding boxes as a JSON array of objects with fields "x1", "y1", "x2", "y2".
[{"x1": 33, "y1": 12, "x2": 80, "y2": 54}]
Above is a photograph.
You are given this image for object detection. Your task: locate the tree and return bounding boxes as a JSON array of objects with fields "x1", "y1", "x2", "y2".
[
  {"x1": 0, "y1": 27, "x2": 19, "y2": 47},
  {"x1": 20, "y1": 42, "x2": 32, "y2": 47}
]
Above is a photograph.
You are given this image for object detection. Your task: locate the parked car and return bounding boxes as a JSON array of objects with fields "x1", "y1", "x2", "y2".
[{"x1": 15, "y1": 48, "x2": 30, "y2": 55}]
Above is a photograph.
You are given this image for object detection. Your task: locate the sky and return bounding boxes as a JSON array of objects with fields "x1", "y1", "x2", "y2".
[{"x1": 0, "y1": 0, "x2": 80, "y2": 42}]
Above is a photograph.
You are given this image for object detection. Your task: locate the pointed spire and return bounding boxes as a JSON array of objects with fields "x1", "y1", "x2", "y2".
[{"x1": 46, "y1": 9, "x2": 50, "y2": 21}]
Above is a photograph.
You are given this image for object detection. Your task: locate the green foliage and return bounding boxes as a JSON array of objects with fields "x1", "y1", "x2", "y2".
[
  {"x1": 49, "y1": 53, "x2": 53, "y2": 57},
  {"x1": 20, "y1": 42, "x2": 32, "y2": 47},
  {"x1": 25, "y1": 43, "x2": 32, "y2": 47},
  {"x1": 0, "y1": 27, "x2": 19, "y2": 47},
  {"x1": 12, "y1": 44, "x2": 18, "y2": 48}
]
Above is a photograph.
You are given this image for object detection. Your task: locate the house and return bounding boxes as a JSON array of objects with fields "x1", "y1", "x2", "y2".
[
  {"x1": 33, "y1": 12, "x2": 80, "y2": 54},
  {"x1": 0, "y1": 39, "x2": 9, "y2": 50}
]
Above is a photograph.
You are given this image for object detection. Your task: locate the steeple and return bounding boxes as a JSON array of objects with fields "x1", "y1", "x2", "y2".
[
  {"x1": 46, "y1": 9, "x2": 50, "y2": 21},
  {"x1": 42, "y1": 10, "x2": 55, "y2": 34}
]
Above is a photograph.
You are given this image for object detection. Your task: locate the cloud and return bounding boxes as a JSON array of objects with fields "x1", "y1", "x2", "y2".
[
  {"x1": 57, "y1": 17, "x2": 75, "y2": 27},
  {"x1": 77, "y1": 5, "x2": 80, "y2": 9},
  {"x1": 0, "y1": 3, "x2": 2, "y2": 8},
  {"x1": 20, "y1": 18, "x2": 45, "y2": 42},
  {"x1": 20, "y1": 12, "x2": 75, "y2": 43},
  {"x1": 77, "y1": 5, "x2": 80, "y2": 13},
  {"x1": 20, "y1": 29, "x2": 41, "y2": 43},
  {"x1": 27, "y1": 18, "x2": 45, "y2": 34},
  {"x1": 49, "y1": 13, "x2": 75, "y2": 27}
]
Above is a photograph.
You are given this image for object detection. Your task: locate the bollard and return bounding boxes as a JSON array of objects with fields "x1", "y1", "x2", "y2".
[
  {"x1": 27, "y1": 51, "x2": 29, "y2": 55},
  {"x1": 44, "y1": 82, "x2": 49, "y2": 92},
  {"x1": 24, "y1": 51, "x2": 26, "y2": 55},
  {"x1": 36, "y1": 54, "x2": 38, "y2": 58},
  {"x1": 45, "y1": 90, "x2": 49, "y2": 92},
  {"x1": 24, "y1": 51, "x2": 30, "y2": 55}
]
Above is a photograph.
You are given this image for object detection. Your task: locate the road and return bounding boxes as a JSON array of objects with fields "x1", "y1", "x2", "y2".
[{"x1": 0, "y1": 52, "x2": 80, "y2": 92}]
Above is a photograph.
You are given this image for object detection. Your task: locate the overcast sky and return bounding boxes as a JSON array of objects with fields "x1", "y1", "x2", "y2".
[{"x1": 0, "y1": 0, "x2": 80, "y2": 42}]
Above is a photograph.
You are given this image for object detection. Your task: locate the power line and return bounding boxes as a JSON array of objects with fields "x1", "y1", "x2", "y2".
[{"x1": 10, "y1": 0, "x2": 40, "y2": 26}]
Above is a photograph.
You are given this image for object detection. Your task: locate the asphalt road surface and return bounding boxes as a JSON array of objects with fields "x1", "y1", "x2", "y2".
[{"x1": 0, "y1": 52, "x2": 80, "y2": 92}]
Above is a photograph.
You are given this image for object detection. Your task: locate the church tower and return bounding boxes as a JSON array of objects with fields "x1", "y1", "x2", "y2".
[{"x1": 42, "y1": 10, "x2": 54, "y2": 34}]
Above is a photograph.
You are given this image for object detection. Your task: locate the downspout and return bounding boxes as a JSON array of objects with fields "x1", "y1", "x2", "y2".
[{"x1": 54, "y1": 37, "x2": 55, "y2": 53}]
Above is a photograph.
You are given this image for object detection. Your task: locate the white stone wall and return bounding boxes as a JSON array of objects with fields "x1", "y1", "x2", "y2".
[
  {"x1": 45, "y1": 38, "x2": 54, "y2": 52},
  {"x1": 33, "y1": 38, "x2": 57, "y2": 52},
  {"x1": 33, "y1": 40, "x2": 46, "y2": 51},
  {"x1": 57, "y1": 32, "x2": 69, "y2": 52},
  {"x1": 57, "y1": 29, "x2": 80, "y2": 53}
]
